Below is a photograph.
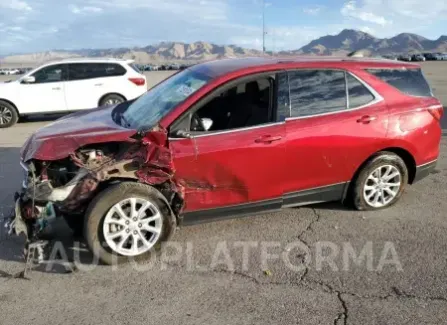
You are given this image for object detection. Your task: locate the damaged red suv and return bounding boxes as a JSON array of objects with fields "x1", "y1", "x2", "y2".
[{"x1": 9, "y1": 57, "x2": 442, "y2": 264}]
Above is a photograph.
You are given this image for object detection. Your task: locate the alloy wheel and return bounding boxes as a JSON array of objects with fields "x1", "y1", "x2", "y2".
[
  {"x1": 0, "y1": 106, "x2": 13, "y2": 125},
  {"x1": 103, "y1": 198, "x2": 162, "y2": 256},
  {"x1": 363, "y1": 165, "x2": 402, "y2": 208},
  {"x1": 105, "y1": 98, "x2": 122, "y2": 106}
]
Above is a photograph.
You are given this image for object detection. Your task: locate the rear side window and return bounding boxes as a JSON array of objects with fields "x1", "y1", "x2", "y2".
[
  {"x1": 128, "y1": 63, "x2": 141, "y2": 74},
  {"x1": 366, "y1": 68, "x2": 432, "y2": 97},
  {"x1": 289, "y1": 70, "x2": 346, "y2": 118},
  {"x1": 68, "y1": 63, "x2": 127, "y2": 81},
  {"x1": 347, "y1": 74, "x2": 375, "y2": 108}
]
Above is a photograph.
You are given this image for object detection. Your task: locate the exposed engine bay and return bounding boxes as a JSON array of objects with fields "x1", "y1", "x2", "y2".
[{"x1": 5, "y1": 128, "x2": 184, "y2": 271}]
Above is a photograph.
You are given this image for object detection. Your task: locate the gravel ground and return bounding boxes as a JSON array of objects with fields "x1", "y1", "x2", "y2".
[{"x1": 1, "y1": 63, "x2": 447, "y2": 325}]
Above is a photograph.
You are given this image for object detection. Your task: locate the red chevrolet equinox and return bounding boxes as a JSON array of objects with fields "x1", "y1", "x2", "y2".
[{"x1": 9, "y1": 57, "x2": 443, "y2": 264}]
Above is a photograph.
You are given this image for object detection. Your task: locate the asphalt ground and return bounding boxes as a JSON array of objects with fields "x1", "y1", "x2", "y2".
[{"x1": 0, "y1": 63, "x2": 447, "y2": 324}]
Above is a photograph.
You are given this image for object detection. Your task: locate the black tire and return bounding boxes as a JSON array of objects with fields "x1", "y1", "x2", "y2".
[
  {"x1": 84, "y1": 182, "x2": 176, "y2": 265},
  {"x1": 99, "y1": 94, "x2": 125, "y2": 107},
  {"x1": 0, "y1": 100, "x2": 19, "y2": 128},
  {"x1": 352, "y1": 152, "x2": 408, "y2": 211},
  {"x1": 63, "y1": 214, "x2": 84, "y2": 238}
]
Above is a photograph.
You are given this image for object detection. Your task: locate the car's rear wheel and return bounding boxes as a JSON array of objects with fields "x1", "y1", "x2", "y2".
[
  {"x1": 99, "y1": 94, "x2": 125, "y2": 107},
  {"x1": 352, "y1": 152, "x2": 408, "y2": 211},
  {"x1": 84, "y1": 182, "x2": 175, "y2": 265},
  {"x1": 0, "y1": 100, "x2": 19, "y2": 128}
]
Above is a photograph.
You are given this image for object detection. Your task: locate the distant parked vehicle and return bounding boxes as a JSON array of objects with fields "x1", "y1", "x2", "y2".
[
  {"x1": 169, "y1": 63, "x2": 180, "y2": 70},
  {"x1": 0, "y1": 58, "x2": 147, "y2": 128},
  {"x1": 398, "y1": 54, "x2": 412, "y2": 62},
  {"x1": 9, "y1": 69, "x2": 20, "y2": 75},
  {"x1": 412, "y1": 54, "x2": 425, "y2": 62},
  {"x1": 423, "y1": 53, "x2": 437, "y2": 61},
  {"x1": 382, "y1": 55, "x2": 397, "y2": 60}
]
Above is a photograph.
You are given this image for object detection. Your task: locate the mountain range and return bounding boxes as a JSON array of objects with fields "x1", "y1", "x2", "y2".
[
  {"x1": 289, "y1": 29, "x2": 447, "y2": 56},
  {"x1": 0, "y1": 42, "x2": 262, "y2": 64},
  {"x1": 2, "y1": 29, "x2": 447, "y2": 64}
]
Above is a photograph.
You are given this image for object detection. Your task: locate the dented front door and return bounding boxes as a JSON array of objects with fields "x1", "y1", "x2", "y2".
[{"x1": 170, "y1": 123, "x2": 286, "y2": 212}]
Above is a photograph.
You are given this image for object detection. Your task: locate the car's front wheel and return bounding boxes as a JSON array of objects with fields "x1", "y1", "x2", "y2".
[
  {"x1": 84, "y1": 182, "x2": 176, "y2": 265},
  {"x1": 0, "y1": 100, "x2": 19, "y2": 128},
  {"x1": 352, "y1": 152, "x2": 408, "y2": 211}
]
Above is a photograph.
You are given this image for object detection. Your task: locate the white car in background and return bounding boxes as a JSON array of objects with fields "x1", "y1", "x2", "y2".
[{"x1": 0, "y1": 58, "x2": 147, "y2": 128}]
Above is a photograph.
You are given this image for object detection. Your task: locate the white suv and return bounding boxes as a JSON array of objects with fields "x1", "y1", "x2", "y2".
[{"x1": 0, "y1": 58, "x2": 147, "y2": 128}]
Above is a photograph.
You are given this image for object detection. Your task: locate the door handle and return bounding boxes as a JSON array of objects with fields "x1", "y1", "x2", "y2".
[
  {"x1": 255, "y1": 135, "x2": 283, "y2": 144},
  {"x1": 94, "y1": 83, "x2": 103, "y2": 86},
  {"x1": 52, "y1": 87, "x2": 61, "y2": 90},
  {"x1": 357, "y1": 115, "x2": 377, "y2": 124}
]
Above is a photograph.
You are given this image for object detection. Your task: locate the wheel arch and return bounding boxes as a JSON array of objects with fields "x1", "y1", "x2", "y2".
[
  {"x1": 344, "y1": 147, "x2": 417, "y2": 203},
  {"x1": 94, "y1": 178, "x2": 179, "y2": 224},
  {"x1": 0, "y1": 98, "x2": 19, "y2": 113},
  {"x1": 98, "y1": 93, "x2": 127, "y2": 106}
]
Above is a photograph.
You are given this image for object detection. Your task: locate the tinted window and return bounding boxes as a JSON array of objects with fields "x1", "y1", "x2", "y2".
[
  {"x1": 128, "y1": 63, "x2": 141, "y2": 74},
  {"x1": 289, "y1": 70, "x2": 347, "y2": 118},
  {"x1": 32, "y1": 64, "x2": 66, "y2": 83},
  {"x1": 276, "y1": 72, "x2": 290, "y2": 121},
  {"x1": 68, "y1": 63, "x2": 127, "y2": 81},
  {"x1": 347, "y1": 74, "x2": 375, "y2": 108},
  {"x1": 366, "y1": 68, "x2": 432, "y2": 97}
]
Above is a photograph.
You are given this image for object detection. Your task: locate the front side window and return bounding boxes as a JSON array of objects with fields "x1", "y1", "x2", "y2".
[
  {"x1": 187, "y1": 76, "x2": 274, "y2": 133},
  {"x1": 120, "y1": 68, "x2": 212, "y2": 130},
  {"x1": 31, "y1": 64, "x2": 66, "y2": 83},
  {"x1": 289, "y1": 70, "x2": 347, "y2": 118}
]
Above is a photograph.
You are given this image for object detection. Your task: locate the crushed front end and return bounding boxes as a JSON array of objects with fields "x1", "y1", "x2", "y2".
[{"x1": 6, "y1": 129, "x2": 185, "y2": 247}]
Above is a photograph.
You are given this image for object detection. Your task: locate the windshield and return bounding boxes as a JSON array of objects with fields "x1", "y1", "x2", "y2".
[{"x1": 121, "y1": 68, "x2": 212, "y2": 130}]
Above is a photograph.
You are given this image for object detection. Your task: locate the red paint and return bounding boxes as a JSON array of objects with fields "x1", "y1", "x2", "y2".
[
  {"x1": 171, "y1": 123, "x2": 286, "y2": 211},
  {"x1": 20, "y1": 57, "x2": 442, "y2": 214},
  {"x1": 21, "y1": 105, "x2": 135, "y2": 162}
]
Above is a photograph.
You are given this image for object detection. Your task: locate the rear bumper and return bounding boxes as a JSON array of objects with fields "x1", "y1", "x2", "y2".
[{"x1": 413, "y1": 160, "x2": 437, "y2": 183}]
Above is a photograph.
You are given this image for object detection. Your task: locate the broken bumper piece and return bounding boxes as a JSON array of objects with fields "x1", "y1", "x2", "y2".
[{"x1": 5, "y1": 198, "x2": 29, "y2": 238}]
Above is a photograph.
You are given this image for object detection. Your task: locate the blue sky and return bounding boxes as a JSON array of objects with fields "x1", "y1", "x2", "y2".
[{"x1": 1, "y1": 0, "x2": 447, "y2": 54}]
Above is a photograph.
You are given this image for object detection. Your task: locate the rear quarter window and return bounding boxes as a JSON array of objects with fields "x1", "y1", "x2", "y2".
[
  {"x1": 128, "y1": 63, "x2": 141, "y2": 74},
  {"x1": 365, "y1": 68, "x2": 433, "y2": 97}
]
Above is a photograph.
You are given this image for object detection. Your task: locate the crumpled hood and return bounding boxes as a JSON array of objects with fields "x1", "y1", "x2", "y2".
[{"x1": 21, "y1": 105, "x2": 137, "y2": 162}]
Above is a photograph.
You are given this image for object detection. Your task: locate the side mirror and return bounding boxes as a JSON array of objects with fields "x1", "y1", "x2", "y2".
[
  {"x1": 21, "y1": 76, "x2": 35, "y2": 84},
  {"x1": 201, "y1": 118, "x2": 213, "y2": 131}
]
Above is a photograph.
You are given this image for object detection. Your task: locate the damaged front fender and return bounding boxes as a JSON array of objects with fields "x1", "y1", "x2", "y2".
[{"x1": 11, "y1": 126, "x2": 185, "y2": 242}]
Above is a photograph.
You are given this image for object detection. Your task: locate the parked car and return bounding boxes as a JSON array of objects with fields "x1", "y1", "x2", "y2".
[
  {"x1": 382, "y1": 55, "x2": 397, "y2": 60},
  {"x1": 433, "y1": 53, "x2": 444, "y2": 60},
  {"x1": 8, "y1": 57, "x2": 443, "y2": 265},
  {"x1": 423, "y1": 53, "x2": 437, "y2": 61},
  {"x1": 412, "y1": 54, "x2": 425, "y2": 61},
  {"x1": 0, "y1": 58, "x2": 147, "y2": 128},
  {"x1": 9, "y1": 68, "x2": 20, "y2": 75},
  {"x1": 398, "y1": 54, "x2": 412, "y2": 61}
]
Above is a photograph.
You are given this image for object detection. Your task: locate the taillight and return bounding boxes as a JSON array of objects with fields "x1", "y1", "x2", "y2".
[
  {"x1": 128, "y1": 77, "x2": 146, "y2": 86},
  {"x1": 427, "y1": 104, "x2": 444, "y2": 121}
]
